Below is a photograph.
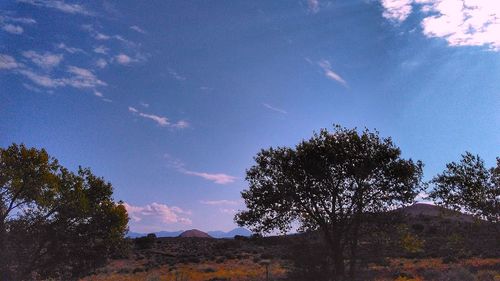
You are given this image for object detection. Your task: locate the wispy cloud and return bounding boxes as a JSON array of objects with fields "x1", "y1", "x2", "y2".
[
  {"x1": 17, "y1": 0, "x2": 93, "y2": 16},
  {"x1": 16, "y1": 65, "x2": 106, "y2": 90},
  {"x1": 2, "y1": 24, "x2": 23, "y2": 34},
  {"x1": 0, "y1": 54, "x2": 22, "y2": 69},
  {"x1": 200, "y1": 200, "x2": 239, "y2": 206},
  {"x1": 22, "y1": 51, "x2": 63, "y2": 69},
  {"x1": 318, "y1": 60, "x2": 347, "y2": 87},
  {"x1": 123, "y1": 202, "x2": 192, "y2": 233},
  {"x1": 95, "y1": 58, "x2": 108, "y2": 68},
  {"x1": 93, "y1": 45, "x2": 109, "y2": 55},
  {"x1": 380, "y1": 0, "x2": 500, "y2": 51},
  {"x1": 263, "y1": 103, "x2": 287, "y2": 114},
  {"x1": 128, "y1": 106, "x2": 188, "y2": 128},
  {"x1": 0, "y1": 15, "x2": 37, "y2": 25},
  {"x1": 164, "y1": 154, "x2": 236, "y2": 185},
  {"x1": 307, "y1": 0, "x2": 320, "y2": 14},
  {"x1": 167, "y1": 68, "x2": 186, "y2": 81},
  {"x1": 184, "y1": 171, "x2": 237, "y2": 184},
  {"x1": 56, "y1": 43, "x2": 85, "y2": 54},
  {"x1": 219, "y1": 208, "x2": 238, "y2": 215},
  {"x1": 130, "y1": 25, "x2": 146, "y2": 34}
]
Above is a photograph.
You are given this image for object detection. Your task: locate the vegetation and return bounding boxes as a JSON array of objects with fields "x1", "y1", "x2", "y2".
[
  {"x1": 2, "y1": 127, "x2": 499, "y2": 281},
  {"x1": 0, "y1": 144, "x2": 129, "y2": 280},
  {"x1": 430, "y1": 152, "x2": 499, "y2": 222},
  {"x1": 235, "y1": 125, "x2": 424, "y2": 280}
]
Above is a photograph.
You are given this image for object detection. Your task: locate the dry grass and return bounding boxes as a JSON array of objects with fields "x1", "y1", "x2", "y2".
[{"x1": 81, "y1": 258, "x2": 288, "y2": 281}]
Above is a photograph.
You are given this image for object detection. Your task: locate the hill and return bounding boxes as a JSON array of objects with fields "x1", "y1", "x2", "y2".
[
  {"x1": 127, "y1": 227, "x2": 251, "y2": 238},
  {"x1": 397, "y1": 203, "x2": 475, "y2": 222},
  {"x1": 178, "y1": 229, "x2": 212, "y2": 238}
]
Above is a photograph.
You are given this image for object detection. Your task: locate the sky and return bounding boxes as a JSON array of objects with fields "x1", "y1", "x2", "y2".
[{"x1": 1, "y1": 0, "x2": 499, "y2": 233}]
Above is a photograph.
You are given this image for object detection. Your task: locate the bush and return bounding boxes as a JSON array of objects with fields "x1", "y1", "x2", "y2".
[
  {"x1": 441, "y1": 267, "x2": 474, "y2": 281},
  {"x1": 475, "y1": 270, "x2": 498, "y2": 281}
]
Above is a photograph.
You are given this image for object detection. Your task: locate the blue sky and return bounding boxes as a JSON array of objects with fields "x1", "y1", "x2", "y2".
[{"x1": 1, "y1": 0, "x2": 499, "y2": 233}]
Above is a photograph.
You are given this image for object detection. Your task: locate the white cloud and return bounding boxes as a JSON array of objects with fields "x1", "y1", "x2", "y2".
[
  {"x1": 95, "y1": 58, "x2": 108, "y2": 68},
  {"x1": 115, "y1": 53, "x2": 133, "y2": 65},
  {"x1": 184, "y1": 171, "x2": 237, "y2": 184},
  {"x1": 164, "y1": 154, "x2": 235, "y2": 185},
  {"x1": 57, "y1": 43, "x2": 84, "y2": 54},
  {"x1": 2, "y1": 24, "x2": 23, "y2": 34},
  {"x1": 128, "y1": 106, "x2": 189, "y2": 128},
  {"x1": 17, "y1": 69, "x2": 64, "y2": 88},
  {"x1": 64, "y1": 66, "x2": 106, "y2": 88},
  {"x1": 381, "y1": 0, "x2": 500, "y2": 51},
  {"x1": 172, "y1": 120, "x2": 190, "y2": 129},
  {"x1": 200, "y1": 200, "x2": 239, "y2": 206},
  {"x1": 128, "y1": 106, "x2": 169, "y2": 126},
  {"x1": 22, "y1": 51, "x2": 63, "y2": 69},
  {"x1": 17, "y1": 0, "x2": 93, "y2": 16},
  {"x1": 130, "y1": 25, "x2": 146, "y2": 34},
  {"x1": 263, "y1": 103, "x2": 287, "y2": 114},
  {"x1": 140, "y1": 102, "x2": 149, "y2": 108},
  {"x1": 307, "y1": 0, "x2": 320, "y2": 13},
  {"x1": 123, "y1": 202, "x2": 192, "y2": 233},
  {"x1": 0, "y1": 54, "x2": 21, "y2": 69},
  {"x1": 0, "y1": 15, "x2": 37, "y2": 24},
  {"x1": 93, "y1": 45, "x2": 109, "y2": 55},
  {"x1": 380, "y1": 0, "x2": 413, "y2": 22},
  {"x1": 93, "y1": 91, "x2": 103, "y2": 97},
  {"x1": 318, "y1": 60, "x2": 348, "y2": 87},
  {"x1": 17, "y1": 65, "x2": 106, "y2": 90}
]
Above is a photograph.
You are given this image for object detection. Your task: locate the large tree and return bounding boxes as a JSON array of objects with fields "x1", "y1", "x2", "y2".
[
  {"x1": 0, "y1": 144, "x2": 129, "y2": 280},
  {"x1": 429, "y1": 152, "x2": 499, "y2": 223},
  {"x1": 235, "y1": 126, "x2": 424, "y2": 280}
]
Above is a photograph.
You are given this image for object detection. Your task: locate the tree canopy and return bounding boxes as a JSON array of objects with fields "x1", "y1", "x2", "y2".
[
  {"x1": 430, "y1": 152, "x2": 499, "y2": 223},
  {"x1": 235, "y1": 125, "x2": 424, "y2": 279},
  {"x1": 0, "y1": 143, "x2": 129, "y2": 280}
]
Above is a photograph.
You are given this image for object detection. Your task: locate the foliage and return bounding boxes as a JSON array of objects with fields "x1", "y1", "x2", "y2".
[
  {"x1": 430, "y1": 152, "x2": 499, "y2": 222},
  {"x1": 0, "y1": 143, "x2": 129, "y2": 280},
  {"x1": 235, "y1": 125, "x2": 424, "y2": 279}
]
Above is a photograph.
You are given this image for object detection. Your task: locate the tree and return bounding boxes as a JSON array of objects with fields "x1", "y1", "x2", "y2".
[
  {"x1": 0, "y1": 144, "x2": 129, "y2": 280},
  {"x1": 235, "y1": 126, "x2": 424, "y2": 280},
  {"x1": 429, "y1": 152, "x2": 499, "y2": 222}
]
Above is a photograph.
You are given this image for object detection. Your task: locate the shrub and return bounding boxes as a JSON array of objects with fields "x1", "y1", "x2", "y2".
[
  {"x1": 475, "y1": 270, "x2": 498, "y2": 281},
  {"x1": 441, "y1": 267, "x2": 474, "y2": 281}
]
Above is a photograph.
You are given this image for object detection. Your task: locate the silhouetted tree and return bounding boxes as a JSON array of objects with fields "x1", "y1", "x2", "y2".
[
  {"x1": 0, "y1": 144, "x2": 129, "y2": 280},
  {"x1": 430, "y1": 152, "x2": 499, "y2": 222},
  {"x1": 235, "y1": 125, "x2": 424, "y2": 280}
]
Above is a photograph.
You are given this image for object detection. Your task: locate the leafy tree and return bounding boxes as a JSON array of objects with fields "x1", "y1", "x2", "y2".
[
  {"x1": 235, "y1": 126, "x2": 424, "y2": 280},
  {"x1": 0, "y1": 144, "x2": 129, "y2": 280},
  {"x1": 429, "y1": 152, "x2": 499, "y2": 222}
]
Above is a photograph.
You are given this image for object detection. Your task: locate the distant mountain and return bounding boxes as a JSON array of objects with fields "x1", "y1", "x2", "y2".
[
  {"x1": 178, "y1": 229, "x2": 212, "y2": 238},
  {"x1": 126, "y1": 230, "x2": 183, "y2": 238},
  {"x1": 397, "y1": 203, "x2": 475, "y2": 222},
  {"x1": 127, "y1": 227, "x2": 252, "y2": 239},
  {"x1": 208, "y1": 227, "x2": 252, "y2": 238}
]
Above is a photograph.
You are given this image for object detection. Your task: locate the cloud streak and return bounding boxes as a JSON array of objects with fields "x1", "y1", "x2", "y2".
[
  {"x1": 263, "y1": 103, "x2": 287, "y2": 114},
  {"x1": 164, "y1": 154, "x2": 237, "y2": 185},
  {"x1": 17, "y1": 0, "x2": 93, "y2": 16},
  {"x1": 318, "y1": 60, "x2": 348, "y2": 87},
  {"x1": 128, "y1": 106, "x2": 189, "y2": 128}
]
